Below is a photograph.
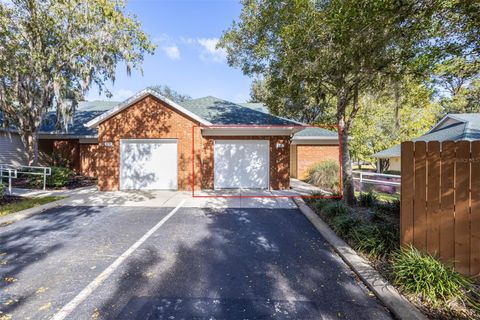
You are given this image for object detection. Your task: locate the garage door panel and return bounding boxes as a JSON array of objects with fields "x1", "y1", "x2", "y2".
[
  {"x1": 120, "y1": 140, "x2": 177, "y2": 190},
  {"x1": 214, "y1": 140, "x2": 269, "y2": 189}
]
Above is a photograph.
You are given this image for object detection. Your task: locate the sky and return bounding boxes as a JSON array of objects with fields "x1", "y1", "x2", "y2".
[{"x1": 85, "y1": 0, "x2": 252, "y2": 103}]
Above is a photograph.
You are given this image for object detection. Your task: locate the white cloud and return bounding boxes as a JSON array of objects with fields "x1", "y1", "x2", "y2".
[
  {"x1": 163, "y1": 45, "x2": 181, "y2": 60},
  {"x1": 197, "y1": 38, "x2": 227, "y2": 63}
]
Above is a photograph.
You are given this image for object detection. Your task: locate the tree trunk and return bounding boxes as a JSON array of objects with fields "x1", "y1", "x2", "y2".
[
  {"x1": 22, "y1": 130, "x2": 39, "y2": 166},
  {"x1": 394, "y1": 81, "x2": 401, "y2": 130},
  {"x1": 338, "y1": 119, "x2": 356, "y2": 205}
]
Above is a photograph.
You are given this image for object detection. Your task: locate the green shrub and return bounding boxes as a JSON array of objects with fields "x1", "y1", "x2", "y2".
[
  {"x1": 358, "y1": 191, "x2": 377, "y2": 207},
  {"x1": 307, "y1": 160, "x2": 340, "y2": 192},
  {"x1": 331, "y1": 214, "x2": 361, "y2": 238},
  {"x1": 351, "y1": 224, "x2": 385, "y2": 258},
  {"x1": 351, "y1": 223, "x2": 399, "y2": 258},
  {"x1": 375, "y1": 199, "x2": 400, "y2": 215},
  {"x1": 378, "y1": 223, "x2": 399, "y2": 252},
  {"x1": 322, "y1": 201, "x2": 351, "y2": 218},
  {"x1": 0, "y1": 182, "x2": 5, "y2": 199},
  {"x1": 392, "y1": 246, "x2": 472, "y2": 305},
  {"x1": 29, "y1": 167, "x2": 74, "y2": 188},
  {"x1": 314, "y1": 198, "x2": 332, "y2": 212}
]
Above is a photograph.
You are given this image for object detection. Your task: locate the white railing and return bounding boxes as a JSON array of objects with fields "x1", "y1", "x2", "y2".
[
  {"x1": 0, "y1": 164, "x2": 52, "y2": 193},
  {"x1": 352, "y1": 170, "x2": 400, "y2": 192}
]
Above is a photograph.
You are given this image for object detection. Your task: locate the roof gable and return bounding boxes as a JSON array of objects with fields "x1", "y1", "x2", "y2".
[{"x1": 85, "y1": 89, "x2": 212, "y2": 128}]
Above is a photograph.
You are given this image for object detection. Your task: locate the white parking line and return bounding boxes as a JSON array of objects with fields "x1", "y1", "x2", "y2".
[{"x1": 50, "y1": 200, "x2": 186, "y2": 320}]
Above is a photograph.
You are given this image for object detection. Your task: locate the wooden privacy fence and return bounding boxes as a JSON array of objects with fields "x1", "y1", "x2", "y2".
[{"x1": 401, "y1": 140, "x2": 480, "y2": 276}]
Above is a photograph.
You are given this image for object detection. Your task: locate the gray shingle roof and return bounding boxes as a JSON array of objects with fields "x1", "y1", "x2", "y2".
[
  {"x1": 2, "y1": 93, "x2": 340, "y2": 139},
  {"x1": 180, "y1": 96, "x2": 297, "y2": 125},
  {"x1": 237, "y1": 103, "x2": 270, "y2": 114},
  {"x1": 294, "y1": 127, "x2": 337, "y2": 137},
  {"x1": 39, "y1": 101, "x2": 119, "y2": 136},
  {"x1": 373, "y1": 113, "x2": 480, "y2": 158},
  {"x1": 450, "y1": 113, "x2": 480, "y2": 124},
  {"x1": 237, "y1": 102, "x2": 338, "y2": 138}
]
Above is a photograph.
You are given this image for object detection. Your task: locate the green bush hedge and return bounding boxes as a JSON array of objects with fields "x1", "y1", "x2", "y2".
[
  {"x1": 307, "y1": 160, "x2": 340, "y2": 192},
  {"x1": 29, "y1": 167, "x2": 74, "y2": 188}
]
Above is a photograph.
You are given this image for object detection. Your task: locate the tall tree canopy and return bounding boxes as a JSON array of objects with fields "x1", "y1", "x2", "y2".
[
  {"x1": 350, "y1": 77, "x2": 440, "y2": 171},
  {"x1": 219, "y1": 0, "x2": 433, "y2": 204},
  {"x1": 148, "y1": 85, "x2": 192, "y2": 103},
  {"x1": 0, "y1": 0, "x2": 155, "y2": 164}
]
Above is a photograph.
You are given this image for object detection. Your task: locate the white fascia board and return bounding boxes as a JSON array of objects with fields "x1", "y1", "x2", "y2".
[
  {"x1": 291, "y1": 139, "x2": 339, "y2": 145},
  {"x1": 201, "y1": 127, "x2": 298, "y2": 136},
  {"x1": 428, "y1": 114, "x2": 464, "y2": 133},
  {"x1": 292, "y1": 136, "x2": 339, "y2": 140},
  {"x1": 38, "y1": 134, "x2": 98, "y2": 139},
  {"x1": 84, "y1": 88, "x2": 212, "y2": 128},
  {"x1": 79, "y1": 138, "x2": 98, "y2": 144}
]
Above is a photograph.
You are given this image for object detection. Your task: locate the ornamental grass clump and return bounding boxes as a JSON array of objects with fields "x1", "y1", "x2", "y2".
[
  {"x1": 392, "y1": 246, "x2": 472, "y2": 306},
  {"x1": 307, "y1": 160, "x2": 340, "y2": 192}
]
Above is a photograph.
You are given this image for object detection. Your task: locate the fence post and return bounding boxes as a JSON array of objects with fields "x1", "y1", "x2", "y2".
[
  {"x1": 43, "y1": 168, "x2": 47, "y2": 190},
  {"x1": 8, "y1": 169, "x2": 12, "y2": 194},
  {"x1": 359, "y1": 172, "x2": 363, "y2": 192}
]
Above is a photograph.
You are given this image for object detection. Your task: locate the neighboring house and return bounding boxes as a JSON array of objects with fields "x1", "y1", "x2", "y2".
[
  {"x1": 1, "y1": 100, "x2": 119, "y2": 172},
  {"x1": 372, "y1": 113, "x2": 480, "y2": 172},
  {"x1": 1, "y1": 89, "x2": 339, "y2": 191}
]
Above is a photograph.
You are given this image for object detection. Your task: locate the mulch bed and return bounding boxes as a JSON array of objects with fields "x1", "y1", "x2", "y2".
[{"x1": 10, "y1": 175, "x2": 96, "y2": 190}]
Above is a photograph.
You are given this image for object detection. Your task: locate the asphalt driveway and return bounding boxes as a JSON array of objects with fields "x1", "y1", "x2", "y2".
[{"x1": 0, "y1": 202, "x2": 392, "y2": 319}]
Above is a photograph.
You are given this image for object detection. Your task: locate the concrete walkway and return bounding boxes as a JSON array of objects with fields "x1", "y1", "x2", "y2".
[
  {"x1": 6, "y1": 179, "x2": 326, "y2": 210},
  {"x1": 10, "y1": 186, "x2": 97, "y2": 198}
]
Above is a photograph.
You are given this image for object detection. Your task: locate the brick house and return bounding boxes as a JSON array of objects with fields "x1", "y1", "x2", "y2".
[{"x1": 1, "y1": 89, "x2": 339, "y2": 191}]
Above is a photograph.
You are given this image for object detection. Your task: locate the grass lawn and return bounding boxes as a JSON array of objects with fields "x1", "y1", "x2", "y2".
[
  {"x1": 355, "y1": 191, "x2": 400, "y2": 202},
  {"x1": 0, "y1": 196, "x2": 66, "y2": 217}
]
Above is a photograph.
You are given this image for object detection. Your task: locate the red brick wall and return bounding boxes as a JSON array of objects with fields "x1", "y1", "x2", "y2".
[
  {"x1": 201, "y1": 136, "x2": 290, "y2": 189},
  {"x1": 79, "y1": 144, "x2": 98, "y2": 177},
  {"x1": 96, "y1": 95, "x2": 202, "y2": 191},
  {"x1": 295, "y1": 145, "x2": 340, "y2": 180},
  {"x1": 95, "y1": 94, "x2": 291, "y2": 191},
  {"x1": 53, "y1": 140, "x2": 80, "y2": 172}
]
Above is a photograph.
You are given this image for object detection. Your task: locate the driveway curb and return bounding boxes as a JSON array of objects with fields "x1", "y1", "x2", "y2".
[
  {"x1": 0, "y1": 196, "x2": 74, "y2": 226},
  {"x1": 293, "y1": 197, "x2": 426, "y2": 320}
]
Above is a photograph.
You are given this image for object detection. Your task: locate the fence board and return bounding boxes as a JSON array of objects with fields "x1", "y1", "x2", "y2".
[
  {"x1": 414, "y1": 141, "x2": 427, "y2": 251},
  {"x1": 440, "y1": 141, "x2": 456, "y2": 265},
  {"x1": 402, "y1": 140, "x2": 479, "y2": 275},
  {"x1": 470, "y1": 141, "x2": 480, "y2": 276},
  {"x1": 455, "y1": 141, "x2": 471, "y2": 274},
  {"x1": 427, "y1": 141, "x2": 440, "y2": 255},
  {"x1": 401, "y1": 142, "x2": 414, "y2": 245}
]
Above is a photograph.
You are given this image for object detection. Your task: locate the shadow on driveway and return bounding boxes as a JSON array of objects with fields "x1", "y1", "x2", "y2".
[
  {"x1": 95, "y1": 208, "x2": 391, "y2": 319},
  {"x1": 0, "y1": 206, "x2": 101, "y2": 315}
]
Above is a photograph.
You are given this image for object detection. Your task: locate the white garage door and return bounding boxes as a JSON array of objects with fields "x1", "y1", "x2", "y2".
[
  {"x1": 214, "y1": 140, "x2": 269, "y2": 189},
  {"x1": 120, "y1": 139, "x2": 177, "y2": 190}
]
